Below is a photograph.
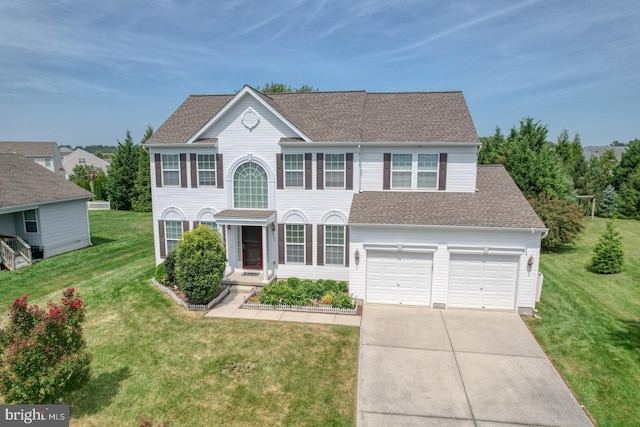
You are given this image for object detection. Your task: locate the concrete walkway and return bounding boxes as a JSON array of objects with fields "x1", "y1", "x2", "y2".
[
  {"x1": 357, "y1": 305, "x2": 593, "y2": 427},
  {"x1": 204, "y1": 288, "x2": 361, "y2": 327}
]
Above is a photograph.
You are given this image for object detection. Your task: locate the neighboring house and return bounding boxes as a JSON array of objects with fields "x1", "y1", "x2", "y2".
[
  {"x1": 62, "y1": 148, "x2": 111, "y2": 179},
  {"x1": 0, "y1": 141, "x2": 64, "y2": 176},
  {"x1": 583, "y1": 145, "x2": 627, "y2": 162},
  {"x1": 0, "y1": 153, "x2": 93, "y2": 270},
  {"x1": 145, "y1": 86, "x2": 547, "y2": 313}
]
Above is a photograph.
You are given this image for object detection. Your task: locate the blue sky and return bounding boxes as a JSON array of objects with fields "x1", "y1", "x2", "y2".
[{"x1": 1, "y1": 0, "x2": 638, "y2": 147}]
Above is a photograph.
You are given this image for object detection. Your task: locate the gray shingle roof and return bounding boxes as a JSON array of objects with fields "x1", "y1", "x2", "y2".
[
  {"x1": 146, "y1": 88, "x2": 479, "y2": 144},
  {"x1": 0, "y1": 153, "x2": 92, "y2": 209},
  {"x1": 349, "y1": 165, "x2": 546, "y2": 229},
  {"x1": 0, "y1": 141, "x2": 58, "y2": 157}
]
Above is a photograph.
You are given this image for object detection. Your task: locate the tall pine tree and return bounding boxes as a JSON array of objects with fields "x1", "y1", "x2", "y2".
[
  {"x1": 106, "y1": 131, "x2": 139, "y2": 210},
  {"x1": 132, "y1": 125, "x2": 154, "y2": 212}
]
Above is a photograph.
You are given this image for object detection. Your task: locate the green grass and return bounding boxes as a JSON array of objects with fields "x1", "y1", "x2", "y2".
[
  {"x1": 0, "y1": 211, "x2": 359, "y2": 426},
  {"x1": 525, "y1": 218, "x2": 640, "y2": 427}
]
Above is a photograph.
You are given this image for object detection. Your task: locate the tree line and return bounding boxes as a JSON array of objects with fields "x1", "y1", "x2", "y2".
[{"x1": 479, "y1": 117, "x2": 639, "y2": 249}]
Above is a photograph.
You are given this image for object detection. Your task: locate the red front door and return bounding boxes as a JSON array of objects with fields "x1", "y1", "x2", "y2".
[{"x1": 242, "y1": 226, "x2": 262, "y2": 269}]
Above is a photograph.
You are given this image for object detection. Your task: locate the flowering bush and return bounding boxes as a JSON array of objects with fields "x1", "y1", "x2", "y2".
[
  {"x1": 0, "y1": 288, "x2": 92, "y2": 403},
  {"x1": 257, "y1": 278, "x2": 354, "y2": 309}
]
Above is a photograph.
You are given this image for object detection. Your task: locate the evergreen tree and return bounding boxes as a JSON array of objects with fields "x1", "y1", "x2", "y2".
[
  {"x1": 617, "y1": 164, "x2": 640, "y2": 219},
  {"x1": 132, "y1": 125, "x2": 154, "y2": 212},
  {"x1": 555, "y1": 130, "x2": 588, "y2": 193},
  {"x1": 256, "y1": 82, "x2": 317, "y2": 93},
  {"x1": 612, "y1": 138, "x2": 640, "y2": 190},
  {"x1": 583, "y1": 150, "x2": 617, "y2": 200},
  {"x1": 591, "y1": 221, "x2": 624, "y2": 274},
  {"x1": 92, "y1": 172, "x2": 107, "y2": 201},
  {"x1": 478, "y1": 126, "x2": 505, "y2": 164},
  {"x1": 106, "y1": 131, "x2": 139, "y2": 210},
  {"x1": 598, "y1": 184, "x2": 618, "y2": 218}
]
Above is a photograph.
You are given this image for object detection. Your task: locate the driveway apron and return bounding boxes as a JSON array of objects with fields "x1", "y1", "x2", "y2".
[{"x1": 357, "y1": 305, "x2": 593, "y2": 427}]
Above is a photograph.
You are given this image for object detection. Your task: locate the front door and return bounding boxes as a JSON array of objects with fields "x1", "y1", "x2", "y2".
[{"x1": 242, "y1": 226, "x2": 262, "y2": 269}]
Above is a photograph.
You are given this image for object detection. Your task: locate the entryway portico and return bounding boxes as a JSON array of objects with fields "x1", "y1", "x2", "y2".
[{"x1": 215, "y1": 209, "x2": 277, "y2": 284}]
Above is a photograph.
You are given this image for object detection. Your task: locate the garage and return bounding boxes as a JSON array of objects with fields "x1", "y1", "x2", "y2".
[
  {"x1": 448, "y1": 254, "x2": 518, "y2": 310},
  {"x1": 366, "y1": 251, "x2": 432, "y2": 305}
]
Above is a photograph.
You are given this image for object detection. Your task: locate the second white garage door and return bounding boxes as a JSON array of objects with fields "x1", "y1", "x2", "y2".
[
  {"x1": 448, "y1": 254, "x2": 518, "y2": 310},
  {"x1": 366, "y1": 251, "x2": 432, "y2": 305}
]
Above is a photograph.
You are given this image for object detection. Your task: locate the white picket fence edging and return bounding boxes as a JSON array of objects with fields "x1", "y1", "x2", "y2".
[
  {"x1": 151, "y1": 278, "x2": 230, "y2": 311},
  {"x1": 241, "y1": 287, "x2": 358, "y2": 315}
]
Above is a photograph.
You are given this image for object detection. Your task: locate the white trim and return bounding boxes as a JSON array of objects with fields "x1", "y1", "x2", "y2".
[
  {"x1": 160, "y1": 207, "x2": 186, "y2": 221},
  {"x1": 447, "y1": 245, "x2": 525, "y2": 256},
  {"x1": 280, "y1": 141, "x2": 482, "y2": 147},
  {"x1": 227, "y1": 155, "x2": 275, "y2": 210},
  {"x1": 321, "y1": 210, "x2": 348, "y2": 225},
  {"x1": 196, "y1": 207, "x2": 218, "y2": 221},
  {"x1": 186, "y1": 86, "x2": 312, "y2": 144},
  {"x1": 145, "y1": 143, "x2": 218, "y2": 148},
  {"x1": 363, "y1": 243, "x2": 438, "y2": 253},
  {"x1": 349, "y1": 223, "x2": 548, "y2": 233},
  {"x1": 0, "y1": 196, "x2": 91, "y2": 215},
  {"x1": 281, "y1": 209, "x2": 309, "y2": 224}
]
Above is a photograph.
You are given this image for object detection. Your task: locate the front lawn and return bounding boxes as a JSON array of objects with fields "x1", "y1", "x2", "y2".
[
  {"x1": 0, "y1": 211, "x2": 359, "y2": 426},
  {"x1": 525, "y1": 218, "x2": 640, "y2": 427}
]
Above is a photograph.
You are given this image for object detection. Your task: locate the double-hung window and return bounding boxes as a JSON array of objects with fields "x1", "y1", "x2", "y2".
[
  {"x1": 417, "y1": 154, "x2": 438, "y2": 189},
  {"x1": 23, "y1": 209, "x2": 38, "y2": 233},
  {"x1": 162, "y1": 154, "x2": 180, "y2": 186},
  {"x1": 197, "y1": 154, "x2": 216, "y2": 186},
  {"x1": 199, "y1": 221, "x2": 217, "y2": 232},
  {"x1": 284, "y1": 154, "x2": 304, "y2": 188},
  {"x1": 325, "y1": 225, "x2": 345, "y2": 265},
  {"x1": 165, "y1": 221, "x2": 183, "y2": 254},
  {"x1": 325, "y1": 154, "x2": 345, "y2": 188},
  {"x1": 391, "y1": 154, "x2": 412, "y2": 188},
  {"x1": 285, "y1": 224, "x2": 305, "y2": 263},
  {"x1": 78, "y1": 157, "x2": 86, "y2": 165}
]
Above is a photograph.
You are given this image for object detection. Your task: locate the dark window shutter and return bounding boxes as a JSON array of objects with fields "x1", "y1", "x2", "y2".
[
  {"x1": 304, "y1": 153, "x2": 312, "y2": 190},
  {"x1": 278, "y1": 224, "x2": 285, "y2": 264},
  {"x1": 317, "y1": 153, "x2": 324, "y2": 190},
  {"x1": 344, "y1": 226, "x2": 350, "y2": 267},
  {"x1": 182, "y1": 221, "x2": 189, "y2": 233},
  {"x1": 438, "y1": 153, "x2": 448, "y2": 191},
  {"x1": 346, "y1": 153, "x2": 354, "y2": 190},
  {"x1": 158, "y1": 220, "x2": 166, "y2": 258},
  {"x1": 317, "y1": 224, "x2": 324, "y2": 266},
  {"x1": 305, "y1": 224, "x2": 313, "y2": 265},
  {"x1": 193, "y1": 221, "x2": 199, "y2": 228},
  {"x1": 180, "y1": 154, "x2": 187, "y2": 188},
  {"x1": 276, "y1": 154, "x2": 284, "y2": 189},
  {"x1": 383, "y1": 153, "x2": 391, "y2": 190},
  {"x1": 154, "y1": 153, "x2": 162, "y2": 188},
  {"x1": 216, "y1": 154, "x2": 224, "y2": 188},
  {"x1": 190, "y1": 153, "x2": 198, "y2": 188}
]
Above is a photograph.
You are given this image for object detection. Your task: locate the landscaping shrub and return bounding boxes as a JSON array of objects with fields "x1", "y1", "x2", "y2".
[
  {"x1": 528, "y1": 194, "x2": 584, "y2": 250},
  {"x1": 257, "y1": 278, "x2": 354, "y2": 309},
  {"x1": 154, "y1": 262, "x2": 167, "y2": 284},
  {"x1": 164, "y1": 250, "x2": 177, "y2": 285},
  {"x1": 175, "y1": 226, "x2": 226, "y2": 304},
  {"x1": 0, "y1": 289, "x2": 92, "y2": 404},
  {"x1": 591, "y1": 221, "x2": 624, "y2": 274}
]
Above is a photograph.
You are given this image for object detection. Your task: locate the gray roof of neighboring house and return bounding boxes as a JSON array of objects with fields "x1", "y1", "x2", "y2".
[
  {"x1": 146, "y1": 88, "x2": 479, "y2": 144},
  {"x1": 0, "y1": 141, "x2": 59, "y2": 157},
  {"x1": 349, "y1": 165, "x2": 545, "y2": 229},
  {"x1": 583, "y1": 146, "x2": 627, "y2": 162},
  {"x1": 0, "y1": 153, "x2": 92, "y2": 209}
]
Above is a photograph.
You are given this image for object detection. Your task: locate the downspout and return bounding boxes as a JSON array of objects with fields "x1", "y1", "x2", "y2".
[
  {"x1": 358, "y1": 144, "x2": 362, "y2": 193},
  {"x1": 86, "y1": 201, "x2": 92, "y2": 246}
]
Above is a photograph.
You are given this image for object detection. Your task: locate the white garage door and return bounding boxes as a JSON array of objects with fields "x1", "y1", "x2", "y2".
[
  {"x1": 367, "y1": 251, "x2": 432, "y2": 305},
  {"x1": 448, "y1": 254, "x2": 518, "y2": 310}
]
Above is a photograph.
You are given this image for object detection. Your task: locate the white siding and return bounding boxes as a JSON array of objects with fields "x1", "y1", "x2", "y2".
[
  {"x1": 349, "y1": 225, "x2": 543, "y2": 310},
  {"x1": 359, "y1": 145, "x2": 477, "y2": 193},
  {"x1": 38, "y1": 200, "x2": 91, "y2": 257}
]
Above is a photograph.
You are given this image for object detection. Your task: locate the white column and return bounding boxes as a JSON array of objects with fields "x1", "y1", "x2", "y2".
[
  {"x1": 262, "y1": 225, "x2": 268, "y2": 282},
  {"x1": 225, "y1": 226, "x2": 233, "y2": 273}
]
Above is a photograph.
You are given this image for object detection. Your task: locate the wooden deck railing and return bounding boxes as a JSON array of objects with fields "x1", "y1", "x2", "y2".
[
  {"x1": 13, "y1": 236, "x2": 32, "y2": 264},
  {"x1": 1, "y1": 240, "x2": 16, "y2": 271}
]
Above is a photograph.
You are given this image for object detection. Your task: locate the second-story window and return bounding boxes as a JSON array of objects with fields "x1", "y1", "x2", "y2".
[
  {"x1": 162, "y1": 154, "x2": 180, "y2": 186},
  {"x1": 45, "y1": 158, "x2": 52, "y2": 167},
  {"x1": 391, "y1": 154, "x2": 412, "y2": 189},
  {"x1": 325, "y1": 154, "x2": 345, "y2": 188},
  {"x1": 417, "y1": 154, "x2": 438, "y2": 189},
  {"x1": 78, "y1": 157, "x2": 86, "y2": 165},
  {"x1": 284, "y1": 154, "x2": 304, "y2": 188},
  {"x1": 197, "y1": 154, "x2": 216, "y2": 186}
]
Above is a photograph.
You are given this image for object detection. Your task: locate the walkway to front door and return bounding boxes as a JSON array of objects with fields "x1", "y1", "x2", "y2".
[{"x1": 242, "y1": 226, "x2": 262, "y2": 269}]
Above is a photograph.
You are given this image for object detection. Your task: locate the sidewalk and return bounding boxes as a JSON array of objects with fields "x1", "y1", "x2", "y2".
[{"x1": 204, "y1": 288, "x2": 362, "y2": 327}]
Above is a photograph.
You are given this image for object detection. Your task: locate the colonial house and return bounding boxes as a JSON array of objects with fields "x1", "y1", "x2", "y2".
[
  {"x1": 62, "y1": 148, "x2": 111, "y2": 179},
  {"x1": 145, "y1": 86, "x2": 547, "y2": 313},
  {"x1": 0, "y1": 141, "x2": 64, "y2": 177},
  {"x1": 0, "y1": 153, "x2": 92, "y2": 270}
]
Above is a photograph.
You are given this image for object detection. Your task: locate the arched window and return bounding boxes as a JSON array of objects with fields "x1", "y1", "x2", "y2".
[{"x1": 234, "y1": 162, "x2": 268, "y2": 208}]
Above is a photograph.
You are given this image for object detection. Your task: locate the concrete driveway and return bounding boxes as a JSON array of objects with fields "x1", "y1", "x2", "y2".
[{"x1": 357, "y1": 305, "x2": 593, "y2": 426}]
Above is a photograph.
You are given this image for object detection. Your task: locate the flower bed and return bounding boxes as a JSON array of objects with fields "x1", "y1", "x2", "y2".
[
  {"x1": 151, "y1": 278, "x2": 230, "y2": 311},
  {"x1": 241, "y1": 278, "x2": 358, "y2": 315}
]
